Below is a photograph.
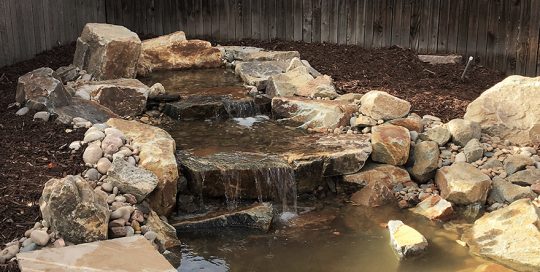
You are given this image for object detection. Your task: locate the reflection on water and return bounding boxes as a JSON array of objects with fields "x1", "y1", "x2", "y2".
[
  {"x1": 139, "y1": 69, "x2": 248, "y2": 99},
  {"x1": 177, "y1": 205, "x2": 490, "y2": 272}
]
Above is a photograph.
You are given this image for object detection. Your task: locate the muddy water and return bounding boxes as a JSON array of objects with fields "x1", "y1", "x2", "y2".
[
  {"x1": 139, "y1": 69, "x2": 248, "y2": 99},
  {"x1": 177, "y1": 205, "x2": 488, "y2": 272}
]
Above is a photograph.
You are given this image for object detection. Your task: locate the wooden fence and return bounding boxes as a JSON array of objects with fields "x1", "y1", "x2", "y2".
[{"x1": 1, "y1": 0, "x2": 539, "y2": 76}]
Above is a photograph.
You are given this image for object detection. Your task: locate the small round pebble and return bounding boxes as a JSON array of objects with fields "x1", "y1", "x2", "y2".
[{"x1": 144, "y1": 231, "x2": 157, "y2": 242}]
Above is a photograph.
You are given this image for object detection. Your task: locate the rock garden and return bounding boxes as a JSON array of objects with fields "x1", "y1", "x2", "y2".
[{"x1": 0, "y1": 23, "x2": 538, "y2": 272}]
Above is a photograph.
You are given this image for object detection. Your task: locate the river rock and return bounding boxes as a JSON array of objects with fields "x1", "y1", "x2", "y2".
[
  {"x1": 350, "y1": 180, "x2": 395, "y2": 207},
  {"x1": 447, "y1": 119, "x2": 481, "y2": 146},
  {"x1": 507, "y1": 169, "x2": 540, "y2": 186},
  {"x1": 387, "y1": 220, "x2": 428, "y2": 259},
  {"x1": 83, "y1": 144, "x2": 103, "y2": 165},
  {"x1": 272, "y1": 96, "x2": 356, "y2": 130},
  {"x1": 371, "y1": 124, "x2": 411, "y2": 166},
  {"x1": 84, "y1": 168, "x2": 100, "y2": 181},
  {"x1": 504, "y1": 154, "x2": 534, "y2": 175},
  {"x1": 83, "y1": 130, "x2": 105, "y2": 143},
  {"x1": 16, "y1": 67, "x2": 71, "y2": 110},
  {"x1": 422, "y1": 126, "x2": 451, "y2": 146},
  {"x1": 410, "y1": 140, "x2": 440, "y2": 183},
  {"x1": 137, "y1": 32, "x2": 222, "y2": 75},
  {"x1": 235, "y1": 61, "x2": 288, "y2": 90},
  {"x1": 266, "y1": 66, "x2": 314, "y2": 97},
  {"x1": 487, "y1": 178, "x2": 536, "y2": 204},
  {"x1": 70, "y1": 79, "x2": 149, "y2": 117},
  {"x1": 96, "y1": 157, "x2": 112, "y2": 174},
  {"x1": 464, "y1": 76, "x2": 540, "y2": 145},
  {"x1": 145, "y1": 211, "x2": 181, "y2": 250},
  {"x1": 359, "y1": 91, "x2": 411, "y2": 121},
  {"x1": 410, "y1": 195, "x2": 453, "y2": 221},
  {"x1": 172, "y1": 203, "x2": 274, "y2": 232},
  {"x1": 464, "y1": 139, "x2": 484, "y2": 163},
  {"x1": 105, "y1": 158, "x2": 158, "y2": 202},
  {"x1": 344, "y1": 163, "x2": 411, "y2": 188},
  {"x1": 435, "y1": 162, "x2": 492, "y2": 205},
  {"x1": 39, "y1": 175, "x2": 109, "y2": 244},
  {"x1": 462, "y1": 199, "x2": 540, "y2": 271},
  {"x1": 73, "y1": 23, "x2": 141, "y2": 80},
  {"x1": 0, "y1": 244, "x2": 19, "y2": 263},
  {"x1": 30, "y1": 230, "x2": 50, "y2": 246},
  {"x1": 106, "y1": 118, "x2": 179, "y2": 215},
  {"x1": 15, "y1": 107, "x2": 29, "y2": 116},
  {"x1": 101, "y1": 134, "x2": 123, "y2": 155}
]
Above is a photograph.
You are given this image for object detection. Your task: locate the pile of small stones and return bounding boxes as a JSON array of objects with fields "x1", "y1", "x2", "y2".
[{"x1": 393, "y1": 182, "x2": 439, "y2": 209}]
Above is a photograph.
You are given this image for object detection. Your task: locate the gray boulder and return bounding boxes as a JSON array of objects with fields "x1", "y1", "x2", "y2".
[
  {"x1": 16, "y1": 67, "x2": 71, "y2": 110},
  {"x1": 105, "y1": 158, "x2": 159, "y2": 202},
  {"x1": 447, "y1": 119, "x2": 481, "y2": 146}
]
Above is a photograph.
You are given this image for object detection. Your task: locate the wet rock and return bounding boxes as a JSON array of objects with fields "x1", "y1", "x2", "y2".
[
  {"x1": 235, "y1": 61, "x2": 288, "y2": 89},
  {"x1": 344, "y1": 163, "x2": 411, "y2": 188},
  {"x1": 504, "y1": 154, "x2": 534, "y2": 175},
  {"x1": 487, "y1": 178, "x2": 536, "y2": 204},
  {"x1": 73, "y1": 23, "x2": 141, "y2": 80},
  {"x1": 82, "y1": 144, "x2": 103, "y2": 165},
  {"x1": 163, "y1": 94, "x2": 266, "y2": 120},
  {"x1": 387, "y1": 115, "x2": 424, "y2": 133},
  {"x1": 359, "y1": 91, "x2": 411, "y2": 121},
  {"x1": 508, "y1": 169, "x2": 540, "y2": 186},
  {"x1": 39, "y1": 175, "x2": 109, "y2": 244},
  {"x1": 435, "y1": 162, "x2": 492, "y2": 205},
  {"x1": 272, "y1": 96, "x2": 356, "y2": 130},
  {"x1": 447, "y1": 119, "x2": 481, "y2": 146},
  {"x1": 105, "y1": 158, "x2": 158, "y2": 202},
  {"x1": 109, "y1": 226, "x2": 127, "y2": 238},
  {"x1": 410, "y1": 195, "x2": 453, "y2": 221},
  {"x1": 137, "y1": 33, "x2": 222, "y2": 75},
  {"x1": 410, "y1": 141, "x2": 440, "y2": 183},
  {"x1": 421, "y1": 126, "x2": 451, "y2": 146},
  {"x1": 462, "y1": 199, "x2": 540, "y2": 271},
  {"x1": 387, "y1": 220, "x2": 428, "y2": 259},
  {"x1": 464, "y1": 139, "x2": 484, "y2": 163},
  {"x1": 145, "y1": 210, "x2": 181, "y2": 250},
  {"x1": 107, "y1": 119, "x2": 179, "y2": 215},
  {"x1": 371, "y1": 124, "x2": 411, "y2": 166},
  {"x1": 350, "y1": 180, "x2": 395, "y2": 207},
  {"x1": 172, "y1": 203, "x2": 274, "y2": 232},
  {"x1": 70, "y1": 79, "x2": 149, "y2": 117},
  {"x1": 16, "y1": 67, "x2": 70, "y2": 110}
]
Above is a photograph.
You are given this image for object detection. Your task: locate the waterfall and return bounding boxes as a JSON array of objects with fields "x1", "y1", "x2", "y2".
[
  {"x1": 222, "y1": 170, "x2": 241, "y2": 211},
  {"x1": 264, "y1": 167, "x2": 297, "y2": 214},
  {"x1": 223, "y1": 99, "x2": 260, "y2": 118}
]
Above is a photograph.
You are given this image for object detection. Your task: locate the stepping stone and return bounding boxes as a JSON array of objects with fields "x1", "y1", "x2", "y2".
[{"x1": 17, "y1": 236, "x2": 175, "y2": 272}]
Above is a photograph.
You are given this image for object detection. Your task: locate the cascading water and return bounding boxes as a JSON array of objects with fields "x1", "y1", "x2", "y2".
[{"x1": 223, "y1": 99, "x2": 260, "y2": 118}]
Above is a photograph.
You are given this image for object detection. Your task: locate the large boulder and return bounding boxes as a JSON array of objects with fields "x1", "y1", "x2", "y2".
[
  {"x1": 39, "y1": 175, "x2": 109, "y2": 244},
  {"x1": 272, "y1": 96, "x2": 356, "y2": 130},
  {"x1": 360, "y1": 91, "x2": 411, "y2": 121},
  {"x1": 344, "y1": 163, "x2": 411, "y2": 188},
  {"x1": 52, "y1": 97, "x2": 119, "y2": 125},
  {"x1": 235, "y1": 61, "x2": 288, "y2": 90},
  {"x1": 296, "y1": 75, "x2": 339, "y2": 99},
  {"x1": 137, "y1": 32, "x2": 222, "y2": 75},
  {"x1": 371, "y1": 124, "x2": 411, "y2": 166},
  {"x1": 409, "y1": 140, "x2": 440, "y2": 183},
  {"x1": 462, "y1": 199, "x2": 540, "y2": 271},
  {"x1": 464, "y1": 75, "x2": 540, "y2": 145},
  {"x1": 508, "y1": 169, "x2": 540, "y2": 186},
  {"x1": 410, "y1": 195, "x2": 453, "y2": 221},
  {"x1": 487, "y1": 178, "x2": 536, "y2": 204},
  {"x1": 105, "y1": 158, "x2": 159, "y2": 202},
  {"x1": 387, "y1": 220, "x2": 428, "y2": 259},
  {"x1": 70, "y1": 79, "x2": 149, "y2": 117},
  {"x1": 435, "y1": 162, "x2": 492, "y2": 205},
  {"x1": 350, "y1": 180, "x2": 395, "y2": 207},
  {"x1": 503, "y1": 154, "x2": 534, "y2": 175},
  {"x1": 16, "y1": 68, "x2": 71, "y2": 110},
  {"x1": 73, "y1": 23, "x2": 141, "y2": 80},
  {"x1": 106, "y1": 119, "x2": 178, "y2": 216},
  {"x1": 447, "y1": 119, "x2": 481, "y2": 146},
  {"x1": 265, "y1": 66, "x2": 314, "y2": 97}
]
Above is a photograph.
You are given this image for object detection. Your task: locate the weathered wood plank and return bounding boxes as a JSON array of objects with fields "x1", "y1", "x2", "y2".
[
  {"x1": 476, "y1": 0, "x2": 490, "y2": 64},
  {"x1": 0, "y1": 0, "x2": 11, "y2": 66},
  {"x1": 328, "y1": 0, "x2": 338, "y2": 44},
  {"x1": 528, "y1": 0, "x2": 540, "y2": 76},
  {"x1": 311, "y1": 0, "x2": 321, "y2": 43},
  {"x1": 243, "y1": 0, "x2": 253, "y2": 39},
  {"x1": 260, "y1": 0, "x2": 269, "y2": 40},
  {"x1": 345, "y1": 0, "x2": 356, "y2": 45},
  {"x1": 293, "y1": 0, "x2": 303, "y2": 41},
  {"x1": 303, "y1": 0, "x2": 313, "y2": 42},
  {"x1": 252, "y1": 0, "x2": 261, "y2": 40},
  {"x1": 383, "y1": 0, "x2": 395, "y2": 47},
  {"x1": 428, "y1": 0, "x2": 440, "y2": 53},
  {"x1": 268, "y1": 0, "x2": 277, "y2": 40},
  {"x1": 201, "y1": 0, "x2": 212, "y2": 39},
  {"x1": 515, "y1": 0, "x2": 531, "y2": 75},
  {"x1": 504, "y1": 0, "x2": 521, "y2": 74},
  {"x1": 437, "y1": 0, "x2": 449, "y2": 52},
  {"x1": 320, "y1": 0, "x2": 329, "y2": 42},
  {"x1": 363, "y1": 0, "x2": 374, "y2": 48},
  {"x1": 285, "y1": 0, "x2": 294, "y2": 40},
  {"x1": 210, "y1": 0, "x2": 220, "y2": 39},
  {"x1": 456, "y1": 0, "x2": 469, "y2": 55},
  {"x1": 399, "y1": 0, "x2": 412, "y2": 48},
  {"x1": 354, "y1": 0, "x2": 365, "y2": 46},
  {"x1": 235, "y1": 0, "x2": 244, "y2": 40},
  {"x1": 485, "y1": 0, "x2": 499, "y2": 68},
  {"x1": 337, "y1": 0, "x2": 347, "y2": 44},
  {"x1": 466, "y1": 0, "x2": 479, "y2": 58},
  {"x1": 276, "y1": 0, "x2": 286, "y2": 39},
  {"x1": 392, "y1": 0, "x2": 403, "y2": 46},
  {"x1": 228, "y1": 0, "x2": 237, "y2": 40}
]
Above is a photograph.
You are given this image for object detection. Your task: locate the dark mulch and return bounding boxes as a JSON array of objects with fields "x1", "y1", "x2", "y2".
[
  {"x1": 0, "y1": 43, "x2": 83, "y2": 272},
  {"x1": 216, "y1": 40, "x2": 506, "y2": 121}
]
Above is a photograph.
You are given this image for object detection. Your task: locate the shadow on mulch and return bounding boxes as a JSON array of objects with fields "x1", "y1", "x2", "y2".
[{"x1": 215, "y1": 39, "x2": 506, "y2": 121}]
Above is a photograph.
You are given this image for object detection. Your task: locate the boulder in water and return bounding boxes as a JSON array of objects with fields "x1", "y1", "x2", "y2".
[{"x1": 387, "y1": 220, "x2": 428, "y2": 259}]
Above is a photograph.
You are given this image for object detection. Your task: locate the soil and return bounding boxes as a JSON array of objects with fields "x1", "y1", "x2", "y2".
[
  {"x1": 216, "y1": 40, "x2": 506, "y2": 121},
  {"x1": 0, "y1": 43, "x2": 83, "y2": 272}
]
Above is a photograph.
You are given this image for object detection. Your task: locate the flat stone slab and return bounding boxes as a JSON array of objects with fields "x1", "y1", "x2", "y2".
[
  {"x1": 53, "y1": 97, "x2": 119, "y2": 124},
  {"x1": 17, "y1": 236, "x2": 175, "y2": 272}
]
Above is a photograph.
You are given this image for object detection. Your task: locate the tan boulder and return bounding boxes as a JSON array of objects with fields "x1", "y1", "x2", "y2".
[
  {"x1": 344, "y1": 163, "x2": 411, "y2": 189},
  {"x1": 410, "y1": 141, "x2": 440, "y2": 183},
  {"x1": 137, "y1": 32, "x2": 222, "y2": 75},
  {"x1": 410, "y1": 195, "x2": 453, "y2": 221},
  {"x1": 464, "y1": 75, "x2": 540, "y2": 145},
  {"x1": 447, "y1": 119, "x2": 482, "y2": 146},
  {"x1": 73, "y1": 23, "x2": 141, "y2": 80},
  {"x1": 295, "y1": 75, "x2": 339, "y2": 99},
  {"x1": 371, "y1": 124, "x2": 411, "y2": 166},
  {"x1": 70, "y1": 79, "x2": 149, "y2": 117},
  {"x1": 272, "y1": 96, "x2": 356, "y2": 130},
  {"x1": 387, "y1": 115, "x2": 424, "y2": 132},
  {"x1": 360, "y1": 91, "x2": 411, "y2": 120},
  {"x1": 266, "y1": 66, "x2": 314, "y2": 97},
  {"x1": 106, "y1": 119, "x2": 178, "y2": 215},
  {"x1": 145, "y1": 211, "x2": 181, "y2": 250},
  {"x1": 387, "y1": 220, "x2": 428, "y2": 259},
  {"x1": 350, "y1": 181, "x2": 395, "y2": 207},
  {"x1": 435, "y1": 162, "x2": 492, "y2": 205},
  {"x1": 462, "y1": 199, "x2": 540, "y2": 271}
]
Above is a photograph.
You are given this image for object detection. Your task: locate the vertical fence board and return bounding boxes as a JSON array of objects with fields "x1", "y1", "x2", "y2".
[
  {"x1": 252, "y1": 0, "x2": 261, "y2": 40},
  {"x1": 293, "y1": 0, "x2": 303, "y2": 41},
  {"x1": 355, "y1": 0, "x2": 365, "y2": 46},
  {"x1": 268, "y1": 0, "x2": 277, "y2": 40},
  {"x1": 466, "y1": 0, "x2": 479, "y2": 57},
  {"x1": 515, "y1": 0, "x2": 531, "y2": 75},
  {"x1": 428, "y1": 0, "x2": 440, "y2": 53},
  {"x1": 528, "y1": 0, "x2": 540, "y2": 76},
  {"x1": 337, "y1": 0, "x2": 347, "y2": 44},
  {"x1": 303, "y1": 0, "x2": 313, "y2": 42},
  {"x1": 504, "y1": 0, "x2": 521, "y2": 73},
  {"x1": 383, "y1": 0, "x2": 394, "y2": 47},
  {"x1": 345, "y1": 0, "x2": 356, "y2": 45},
  {"x1": 476, "y1": 0, "x2": 490, "y2": 63},
  {"x1": 276, "y1": 0, "x2": 286, "y2": 40},
  {"x1": 243, "y1": 0, "x2": 253, "y2": 39},
  {"x1": 260, "y1": 0, "x2": 269, "y2": 40},
  {"x1": 311, "y1": 0, "x2": 321, "y2": 43},
  {"x1": 285, "y1": 0, "x2": 294, "y2": 40},
  {"x1": 320, "y1": 0, "x2": 329, "y2": 42}
]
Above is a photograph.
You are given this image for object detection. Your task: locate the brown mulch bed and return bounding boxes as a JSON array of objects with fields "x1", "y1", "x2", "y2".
[
  {"x1": 216, "y1": 40, "x2": 506, "y2": 121},
  {"x1": 0, "y1": 43, "x2": 84, "y2": 271}
]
